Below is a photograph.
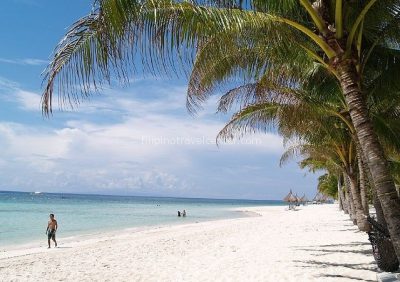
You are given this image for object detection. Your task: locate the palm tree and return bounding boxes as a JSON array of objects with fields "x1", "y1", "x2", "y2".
[
  {"x1": 41, "y1": 0, "x2": 400, "y2": 258},
  {"x1": 217, "y1": 65, "x2": 400, "y2": 266},
  {"x1": 279, "y1": 120, "x2": 371, "y2": 231},
  {"x1": 217, "y1": 55, "x2": 400, "y2": 232},
  {"x1": 296, "y1": 138, "x2": 400, "y2": 271},
  {"x1": 299, "y1": 157, "x2": 348, "y2": 211},
  {"x1": 317, "y1": 174, "x2": 337, "y2": 200}
]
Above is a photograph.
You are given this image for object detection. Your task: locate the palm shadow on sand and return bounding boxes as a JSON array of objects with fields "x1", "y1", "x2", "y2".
[{"x1": 292, "y1": 241, "x2": 377, "y2": 281}]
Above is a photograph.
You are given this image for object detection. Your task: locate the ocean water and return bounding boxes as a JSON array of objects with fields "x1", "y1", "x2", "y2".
[{"x1": 0, "y1": 191, "x2": 284, "y2": 247}]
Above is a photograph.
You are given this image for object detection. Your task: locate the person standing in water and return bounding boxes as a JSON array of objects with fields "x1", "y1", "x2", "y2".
[{"x1": 46, "y1": 213, "x2": 58, "y2": 248}]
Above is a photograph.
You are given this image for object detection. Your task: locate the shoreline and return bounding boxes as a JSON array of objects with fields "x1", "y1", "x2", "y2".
[
  {"x1": 1, "y1": 207, "x2": 258, "y2": 256},
  {"x1": 0, "y1": 204, "x2": 377, "y2": 281},
  {"x1": 1, "y1": 191, "x2": 284, "y2": 251}
]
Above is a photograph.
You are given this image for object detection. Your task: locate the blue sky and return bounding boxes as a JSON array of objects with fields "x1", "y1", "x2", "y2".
[{"x1": 0, "y1": 0, "x2": 319, "y2": 200}]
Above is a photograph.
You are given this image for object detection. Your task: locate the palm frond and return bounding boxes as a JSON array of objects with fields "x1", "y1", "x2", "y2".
[
  {"x1": 43, "y1": 0, "x2": 317, "y2": 114},
  {"x1": 217, "y1": 102, "x2": 280, "y2": 142}
]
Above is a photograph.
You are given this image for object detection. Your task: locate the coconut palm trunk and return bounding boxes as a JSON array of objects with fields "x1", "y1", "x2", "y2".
[
  {"x1": 344, "y1": 173, "x2": 357, "y2": 225},
  {"x1": 337, "y1": 60, "x2": 400, "y2": 259},
  {"x1": 346, "y1": 172, "x2": 370, "y2": 232},
  {"x1": 372, "y1": 189, "x2": 399, "y2": 271},
  {"x1": 357, "y1": 145, "x2": 369, "y2": 215},
  {"x1": 337, "y1": 175, "x2": 348, "y2": 213},
  {"x1": 339, "y1": 178, "x2": 348, "y2": 214},
  {"x1": 359, "y1": 142, "x2": 399, "y2": 270},
  {"x1": 337, "y1": 178, "x2": 344, "y2": 211},
  {"x1": 359, "y1": 164, "x2": 369, "y2": 216}
]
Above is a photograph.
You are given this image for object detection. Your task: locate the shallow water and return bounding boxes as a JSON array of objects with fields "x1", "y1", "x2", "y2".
[{"x1": 0, "y1": 191, "x2": 284, "y2": 246}]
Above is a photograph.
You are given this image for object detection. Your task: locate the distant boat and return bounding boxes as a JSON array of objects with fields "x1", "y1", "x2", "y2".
[{"x1": 34, "y1": 191, "x2": 42, "y2": 194}]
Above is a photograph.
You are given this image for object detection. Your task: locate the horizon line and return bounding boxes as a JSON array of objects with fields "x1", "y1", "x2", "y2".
[{"x1": 0, "y1": 189, "x2": 285, "y2": 202}]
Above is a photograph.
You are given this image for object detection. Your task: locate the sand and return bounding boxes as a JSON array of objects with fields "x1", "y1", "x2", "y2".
[{"x1": 0, "y1": 204, "x2": 377, "y2": 282}]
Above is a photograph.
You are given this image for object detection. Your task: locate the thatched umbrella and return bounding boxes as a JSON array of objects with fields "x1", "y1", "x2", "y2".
[
  {"x1": 300, "y1": 194, "x2": 308, "y2": 205},
  {"x1": 283, "y1": 190, "x2": 293, "y2": 202},
  {"x1": 313, "y1": 192, "x2": 330, "y2": 204},
  {"x1": 284, "y1": 190, "x2": 297, "y2": 209},
  {"x1": 313, "y1": 192, "x2": 321, "y2": 203},
  {"x1": 294, "y1": 193, "x2": 301, "y2": 206}
]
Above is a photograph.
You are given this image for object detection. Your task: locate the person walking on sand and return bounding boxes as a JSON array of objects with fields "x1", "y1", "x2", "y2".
[{"x1": 46, "y1": 213, "x2": 58, "y2": 248}]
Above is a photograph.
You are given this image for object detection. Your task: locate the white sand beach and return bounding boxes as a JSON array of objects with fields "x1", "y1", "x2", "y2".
[{"x1": 0, "y1": 204, "x2": 377, "y2": 282}]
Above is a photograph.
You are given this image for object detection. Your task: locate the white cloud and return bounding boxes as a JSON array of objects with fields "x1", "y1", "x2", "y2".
[
  {"x1": 0, "y1": 120, "x2": 192, "y2": 194},
  {"x1": 0, "y1": 80, "x2": 282, "y2": 195},
  {"x1": 0, "y1": 57, "x2": 48, "y2": 66},
  {"x1": 0, "y1": 77, "x2": 42, "y2": 111},
  {"x1": 0, "y1": 78, "x2": 311, "y2": 199},
  {"x1": 0, "y1": 76, "x2": 19, "y2": 90},
  {"x1": 14, "y1": 90, "x2": 41, "y2": 111}
]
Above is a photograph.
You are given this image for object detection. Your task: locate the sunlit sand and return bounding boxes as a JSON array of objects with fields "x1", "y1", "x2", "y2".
[{"x1": 0, "y1": 204, "x2": 376, "y2": 281}]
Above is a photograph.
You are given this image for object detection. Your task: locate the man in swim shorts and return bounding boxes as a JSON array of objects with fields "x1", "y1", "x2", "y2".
[{"x1": 46, "y1": 213, "x2": 58, "y2": 248}]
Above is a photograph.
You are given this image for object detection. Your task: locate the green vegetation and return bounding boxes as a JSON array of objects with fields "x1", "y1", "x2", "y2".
[{"x1": 42, "y1": 0, "x2": 400, "y2": 263}]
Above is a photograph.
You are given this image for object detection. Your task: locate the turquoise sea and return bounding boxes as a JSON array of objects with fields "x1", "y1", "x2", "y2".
[{"x1": 0, "y1": 191, "x2": 284, "y2": 247}]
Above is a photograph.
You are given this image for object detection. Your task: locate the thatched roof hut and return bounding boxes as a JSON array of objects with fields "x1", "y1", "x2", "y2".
[
  {"x1": 299, "y1": 194, "x2": 308, "y2": 203},
  {"x1": 283, "y1": 190, "x2": 294, "y2": 202},
  {"x1": 313, "y1": 192, "x2": 332, "y2": 203}
]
